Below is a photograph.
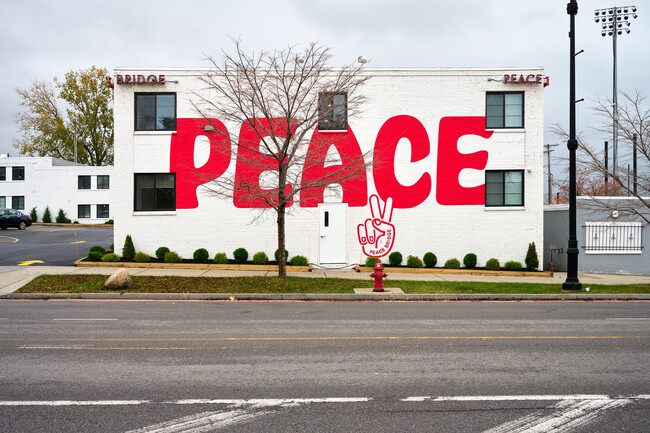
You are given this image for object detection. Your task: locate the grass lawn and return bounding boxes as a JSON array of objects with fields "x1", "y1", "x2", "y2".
[{"x1": 15, "y1": 275, "x2": 650, "y2": 295}]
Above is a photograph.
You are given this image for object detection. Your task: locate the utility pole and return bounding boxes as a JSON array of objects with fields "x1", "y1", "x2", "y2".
[{"x1": 544, "y1": 143, "x2": 559, "y2": 204}]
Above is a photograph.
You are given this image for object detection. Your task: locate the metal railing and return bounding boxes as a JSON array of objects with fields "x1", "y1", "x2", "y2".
[{"x1": 583, "y1": 222, "x2": 643, "y2": 253}]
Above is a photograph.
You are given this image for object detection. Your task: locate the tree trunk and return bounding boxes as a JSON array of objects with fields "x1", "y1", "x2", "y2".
[{"x1": 277, "y1": 204, "x2": 286, "y2": 278}]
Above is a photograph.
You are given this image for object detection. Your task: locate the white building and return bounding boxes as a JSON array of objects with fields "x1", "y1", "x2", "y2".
[
  {"x1": 0, "y1": 155, "x2": 113, "y2": 224},
  {"x1": 113, "y1": 67, "x2": 547, "y2": 266}
]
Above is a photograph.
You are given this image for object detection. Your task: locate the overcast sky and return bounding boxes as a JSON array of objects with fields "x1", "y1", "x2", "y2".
[{"x1": 1, "y1": 0, "x2": 647, "y2": 186}]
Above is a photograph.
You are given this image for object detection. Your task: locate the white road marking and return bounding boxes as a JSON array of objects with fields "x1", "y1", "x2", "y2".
[
  {"x1": 482, "y1": 398, "x2": 633, "y2": 433},
  {"x1": 0, "y1": 400, "x2": 150, "y2": 406},
  {"x1": 401, "y1": 394, "x2": 612, "y2": 402},
  {"x1": 171, "y1": 397, "x2": 371, "y2": 405},
  {"x1": 124, "y1": 409, "x2": 272, "y2": 433},
  {"x1": 53, "y1": 318, "x2": 118, "y2": 321}
]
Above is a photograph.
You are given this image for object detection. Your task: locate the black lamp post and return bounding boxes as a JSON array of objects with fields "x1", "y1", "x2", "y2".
[{"x1": 563, "y1": 0, "x2": 582, "y2": 291}]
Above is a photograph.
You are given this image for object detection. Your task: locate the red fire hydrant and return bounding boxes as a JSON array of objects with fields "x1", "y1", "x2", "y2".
[{"x1": 370, "y1": 260, "x2": 388, "y2": 292}]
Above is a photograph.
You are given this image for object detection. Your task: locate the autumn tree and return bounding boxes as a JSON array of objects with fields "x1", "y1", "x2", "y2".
[
  {"x1": 552, "y1": 90, "x2": 649, "y2": 223},
  {"x1": 192, "y1": 41, "x2": 370, "y2": 278},
  {"x1": 14, "y1": 66, "x2": 113, "y2": 165}
]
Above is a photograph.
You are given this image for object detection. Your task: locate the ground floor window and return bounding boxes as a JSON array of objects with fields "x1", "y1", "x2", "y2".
[
  {"x1": 97, "y1": 204, "x2": 109, "y2": 218},
  {"x1": 78, "y1": 204, "x2": 91, "y2": 219},
  {"x1": 134, "y1": 173, "x2": 176, "y2": 211},
  {"x1": 0, "y1": 196, "x2": 5, "y2": 208},
  {"x1": 584, "y1": 221, "x2": 643, "y2": 254},
  {"x1": 485, "y1": 170, "x2": 524, "y2": 207},
  {"x1": 12, "y1": 196, "x2": 24, "y2": 210}
]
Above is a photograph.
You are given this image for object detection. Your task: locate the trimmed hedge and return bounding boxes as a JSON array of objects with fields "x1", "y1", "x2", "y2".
[
  {"x1": 289, "y1": 255, "x2": 309, "y2": 266},
  {"x1": 423, "y1": 252, "x2": 437, "y2": 268},
  {"x1": 213, "y1": 253, "x2": 228, "y2": 264},
  {"x1": 155, "y1": 247, "x2": 170, "y2": 261},
  {"x1": 406, "y1": 255, "x2": 423, "y2": 268},
  {"x1": 134, "y1": 252, "x2": 151, "y2": 263},
  {"x1": 274, "y1": 249, "x2": 289, "y2": 262},
  {"x1": 233, "y1": 248, "x2": 248, "y2": 263},
  {"x1": 101, "y1": 253, "x2": 121, "y2": 262},
  {"x1": 485, "y1": 258, "x2": 500, "y2": 271},
  {"x1": 89, "y1": 245, "x2": 106, "y2": 255},
  {"x1": 444, "y1": 258, "x2": 461, "y2": 269},
  {"x1": 122, "y1": 235, "x2": 135, "y2": 260},
  {"x1": 164, "y1": 251, "x2": 182, "y2": 263},
  {"x1": 463, "y1": 253, "x2": 477, "y2": 269},
  {"x1": 365, "y1": 256, "x2": 379, "y2": 267},
  {"x1": 504, "y1": 260, "x2": 523, "y2": 271},
  {"x1": 86, "y1": 251, "x2": 103, "y2": 261},
  {"x1": 253, "y1": 251, "x2": 269, "y2": 265},
  {"x1": 193, "y1": 248, "x2": 210, "y2": 262},
  {"x1": 388, "y1": 251, "x2": 403, "y2": 266},
  {"x1": 525, "y1": 242, "x2": 539, "y2": 270}
]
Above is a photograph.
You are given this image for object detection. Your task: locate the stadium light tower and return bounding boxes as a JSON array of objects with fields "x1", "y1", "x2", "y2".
[{"x1": 594, "y1": 5, "x2": 638, "y2": 176}]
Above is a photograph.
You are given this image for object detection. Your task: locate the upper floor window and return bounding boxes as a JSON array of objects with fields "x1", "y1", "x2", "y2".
[
  {"x1": 78, "y1": 175, "x2": 91, "y2": 189},
  {"x1": 12, "y1": 166, "x2": 25, "y2": 181},
  {"x1": 135, "y1": 93, "x2": 176, "y2": 131},
  {"x1": 134, "y1": 173, "x2": 176, "y2": 211},
  {"x1": 486, "y1": 92, "x2": 524, "y2": 129},
  {"x1": 97, "y1": 175, "x2": 110, "y2": 189},
  {"x1": 485, "y1": 170, "x2": 524, "y2": 207},
  {"x1": 0, "y1": 167, "x2": 5, "y2": 181},
  {"x1": 318, "y1": 93, "x2": 347, "y2": 131}
]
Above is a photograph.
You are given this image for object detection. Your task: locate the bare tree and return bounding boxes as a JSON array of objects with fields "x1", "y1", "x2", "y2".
[
  {"x1": 191, "y1": 41, "x2": 371, "y2": 277},
  {"x1": 552, "y1": 90, "x2": 649, "y2": 224}
]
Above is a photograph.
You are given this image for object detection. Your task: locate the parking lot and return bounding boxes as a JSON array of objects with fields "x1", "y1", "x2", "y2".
[{"x1": 0, "y1": 225, "x2": 114, "y2": 266}]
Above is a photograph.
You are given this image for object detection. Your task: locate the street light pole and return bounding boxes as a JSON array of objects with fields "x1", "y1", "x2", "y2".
[
  {"x1": 594, "y1": 5, "x2": 638, "y2": 177},
  {"x1": 563, "y1": 0, "x2": 582, "y2": 291}
]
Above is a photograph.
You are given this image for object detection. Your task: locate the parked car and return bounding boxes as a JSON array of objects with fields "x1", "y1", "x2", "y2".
[{"x1": 0, "y1": 209, "x2": 32, "y2": 230}]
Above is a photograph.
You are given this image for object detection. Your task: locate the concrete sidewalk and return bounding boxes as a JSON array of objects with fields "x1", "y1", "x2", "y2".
[{"x1": 1, "y1": 265, "x2": 649, "y2": 300}]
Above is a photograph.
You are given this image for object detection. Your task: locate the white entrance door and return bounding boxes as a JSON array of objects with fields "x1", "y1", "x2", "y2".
[{"x1": 318, "y1": 203, "x2": 347, "y2": 264}]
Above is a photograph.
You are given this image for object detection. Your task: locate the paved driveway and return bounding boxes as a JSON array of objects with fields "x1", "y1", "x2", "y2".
[{"x1": 0, "y1": 225, "x2": 114, "y2": 266}]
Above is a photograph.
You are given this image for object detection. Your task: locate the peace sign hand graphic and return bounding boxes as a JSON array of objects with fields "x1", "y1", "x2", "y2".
[{"x1": 357, "y1": 195, "x2": 395, "y2": 258}]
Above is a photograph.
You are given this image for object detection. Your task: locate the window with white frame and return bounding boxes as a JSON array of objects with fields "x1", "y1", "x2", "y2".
[
  {"x1": 584, "y1": 221, "x2": 643, "y2": 254},
  {"x1": 97, "y1": 204, "x2": 109, "y2": 218},
  {"x1": 78, "y1": 204, "x2": 91, "y2": 219},
  {"x1": 0, "y1": 196, "x2": 5, "y2": 207},
  {"x1": 0, "y1": 167, "x2": 5, "y2": 181}
]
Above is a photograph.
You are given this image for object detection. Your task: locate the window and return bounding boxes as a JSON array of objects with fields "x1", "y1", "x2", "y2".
[
  {"x1": 78, "y1": 175, "x2": 91, "y2": 189},
  {"x1": 134, "y1": 173, "x2": 176, "y2": 211},
  {"x1": 585, "y1": 221, "x2": 642, "y2": 254},
  {"x1": 318, "y1": 93, "x2": 348, "y2": 131},
  {"x1": 97, "y1": 204, "x2": 110, "y2": 218},
  {"x1": 135, "y1": 93, "x2": 176, "y2": 131},
  {"x1": 97, "y1": 175, "x2": 110, "y2": 189},
  {"x1": 78, "y1": 204, "x2": 91, "y2": 219},
  {"x1": 486, "y1": 92, "x2": 524, "y2": 128},
  {"x1": 485, "y1": 170, "x2": 524, "y2": 207},
  {"x1": 0, "y1": 196, "x2": 5, "y2": 207},
  {"x1": 12, "y1": 166, "x2": 25, "y2": 181},
  {"x1": 12, "y1": 196, "x2": 25, "y2": 210},
  {"x1": 0, "y1": 167, "x2": 5, "y2": 181}
]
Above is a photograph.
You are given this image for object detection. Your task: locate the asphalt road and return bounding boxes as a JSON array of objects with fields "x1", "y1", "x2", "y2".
[
  {"x1": 0, "y1": 301, "x2": 648, "y2": 432},
  {"x1": 0, "y1": 225, "x2": 114, "y2": 266}
]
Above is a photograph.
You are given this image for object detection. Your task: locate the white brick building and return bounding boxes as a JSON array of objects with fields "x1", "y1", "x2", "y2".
[
  {"x1": 113, "y1": 67, "x2": 546, "y2": 267},
  {"x1": 0, "y1": 156, "x2": 113, "y2": 224}
]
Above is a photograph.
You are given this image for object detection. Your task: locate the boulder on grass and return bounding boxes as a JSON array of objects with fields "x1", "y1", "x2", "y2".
[{"x1": 104, "y1": 268, "x2": 132, "y2": 290}]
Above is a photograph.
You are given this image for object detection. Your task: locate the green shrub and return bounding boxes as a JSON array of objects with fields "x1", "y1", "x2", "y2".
[
  {"x1": 164, "y1": 251, "x2": 182, "y2": 263},
  {"x1": 134, "y1": 252, "x2": 151, "y2": 263},
  {"x1": 525, "y1": 242, "x2": 539, "y2": 270},
  {"x1": 406, "y1": 255, "x2": 423, "y2": 268},
  {"x1": 213, "y1": 253, "x2": 228, "y2": 264},
  {"x1": 101, "y1": 253, "x2": 121, "y2": 262},
  {"x1": 193, "y1": 248, "x2": 210, "y2": 262},
  {"x1": 55, "y1": 209, "x2": 68, "y2": 223},
  {"x1": 122, "y1": 235, "x2": 135, "y2": 260},
  {"x1": 155, "y1": 247, "x2": 170, "y2": 260},
  {"x1": 463, "y1": 253, "x2": 477, "y2": 269},
  {"x1": 89, "y1": 245, "x2": 106, "y2": 255},
  {"x1": 423, "y1": 252, "x2": 437, "y2": 268},
  {"x1": 70, "y1": 220, "x2": 76, "y2": 224},
  {"x1": 274, "y1": 249, "x2": 289, "y2": 262},
  {"x1": 485, "y1": 258, "x2": 500, "y2": 271},
  {"x1": 253, "y1": 251, "x2": 269, "y2": 265},
  {"x1": 110, "y1": 243, "x2": 114, "y2": 252},
  {"x1": 388, "y1": 251, "x2": 403, "y2": 266},
  {"x1": 504, "y1": 260, "x2": 523, "y2": 271},
  {"x1": 104, "y1": 219, "x2": 114, "y2": 225},
  {"x1": 86, "y1": 251, "x2": 103, "y2": 261},
  {"x1": 289, "y1": 255, "x2": 309, "y2": 266},
  {"x1": 233, "y1": 248, "x2": 248, "y2": 263},
  {"x1": 365, "y1": 256, "x2": 379, "y2": 267},
  {"x1": 444, "y1": 258, "x2": 461, "y2": 269},
  {"x1": 30, "y1": 207, "x2": 38, "y2": 223},
  {"x1": 42, "y1": 206, "x2": 52, "y2": 223}
]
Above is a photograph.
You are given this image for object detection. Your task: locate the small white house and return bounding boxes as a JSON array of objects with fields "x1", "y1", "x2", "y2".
[
  {"x1": 112, "y1": 67, "x2": 547, "y2": 266},
  {"x1": 0, "y1": 155, "x2": 113, "y2": 224}
]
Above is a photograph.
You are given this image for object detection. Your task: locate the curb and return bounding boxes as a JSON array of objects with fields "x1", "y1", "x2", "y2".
[
  {"x1": 354, "y1": 265, "x2": 554, "y2": 277},
  {"x1": 2, "y1": 293, "x2": 649, "y2": 301}
]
